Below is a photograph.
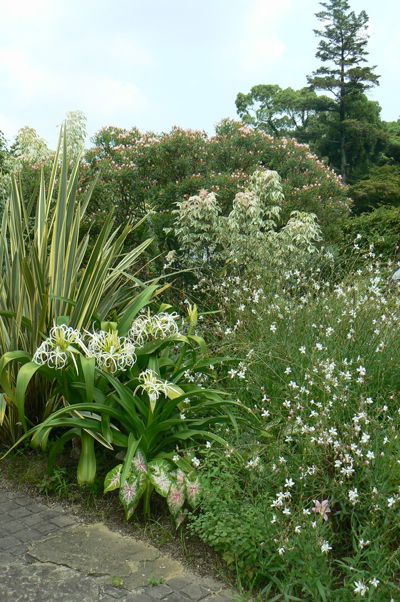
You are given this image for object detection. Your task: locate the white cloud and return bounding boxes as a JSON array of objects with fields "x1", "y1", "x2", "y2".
[
  {"x1": 0, "y1": 0, "x2": 57, "y2": 19},
  {"x1": 108, "y1": 36, "x2": 155, "y2": 68},
  {"x1": 78, "y1": 75, "x2": 148, "y2": 117},
  {"x1": 0, "y1": 48, "x2": 50, "y2": 101},
  {"x1": 238, "y1": 0, "x2": 293, "y2": 74}
]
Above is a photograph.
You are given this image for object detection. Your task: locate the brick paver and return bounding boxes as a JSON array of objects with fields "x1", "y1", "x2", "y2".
[{"x1": 0, "y1": 485, "x2": 237, "y2": 602}]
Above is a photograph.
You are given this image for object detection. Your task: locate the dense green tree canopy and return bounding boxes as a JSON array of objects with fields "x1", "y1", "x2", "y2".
[
  {"x1": 350, "y1": 165, "x2": 400, "y2": 212},
  {"x1": 235, "y1": 85, "x2": 334, "y2": 137}
]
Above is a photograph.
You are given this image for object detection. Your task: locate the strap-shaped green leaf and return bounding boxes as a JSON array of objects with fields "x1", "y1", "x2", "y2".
[
  {"x1": 77, "y1": 430, "x2": 97, "y2": 485},
  {"x1": 0, "y1": 393, "x2": 6, "y2": 426},
  {"x1": 118, "y1": 285, "x2": 159, "y2": 336},
  {"x1": 79, "y1": 355, "x2": 96, "y2": 403},
  {"x1": 15, "y1": 361, "x2": 42, "y2": 431}
]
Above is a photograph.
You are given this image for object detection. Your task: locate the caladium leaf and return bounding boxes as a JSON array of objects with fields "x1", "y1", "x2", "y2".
[
  {"x1": 119, "y1": 473, "x2": 146, "y2": 519},
  {"x1": 185, "y1": 477, "x2": 201, "y2": 508},
  {"x1": 175, "y1": 469, "x2": 186, "y2": 487},
  {"x1": 148, "y1": 459, "x2": 173, "y2": 497},
  {"x1": 132, "y1": 449, "x2": 148, "y2": 475},
  {"x1": 104, "y1": 464, "x2": 123, "y2": 493},
  {"x1": 167, "y1": 483, "x2": 185, "y2": 516}
]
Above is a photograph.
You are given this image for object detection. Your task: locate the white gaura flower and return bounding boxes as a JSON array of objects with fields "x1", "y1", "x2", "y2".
[
  {"x1": 136, "y1": 369, "x2": 168, "y2": 411},
  {"x1": 353, "y1": 580, "x2": 368, "y2": 597},
  {"x1": 312, "y1": 499, "x2": 331, "y2": 521},
  {"x1": 320, "y1": 540, "x2": 332, "y2": 554},
  {"x1": 85, "y1": 329, "x2": 136, "y2": 373},
  {"x1": 33, "y1": 324, "x2": 84, "y2": 370},
  {"x1": 129, "y1": 312, "x2": 180, "y2": 346}
]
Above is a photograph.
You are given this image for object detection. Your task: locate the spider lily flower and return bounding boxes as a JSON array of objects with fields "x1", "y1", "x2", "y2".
[
  {"x1": 136, "y1": 369, "x2": 168, "y2": 411},
  {"x1": 129, "y1": 312, "x2": 179, "y2": 347},
  {"x1": 33, "y1": 324, "x2": 84, "y2": 370},
  {"x1": 186, "y1": 303, "x2": 198, "y2": 330},
  {"x1": 85, "y1": 329, "x2": 136, "y2": 373},
  {"x1": 153, "y1": 312, "x2": 180, "y2": 338},
  {"x1": 129, "y1": 312, "x2": 180, "y2": 346}
]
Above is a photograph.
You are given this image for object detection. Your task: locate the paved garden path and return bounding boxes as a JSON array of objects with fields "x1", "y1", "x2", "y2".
[{"x1": 0, "y1": 485, "x2": 236, "y2": 602}]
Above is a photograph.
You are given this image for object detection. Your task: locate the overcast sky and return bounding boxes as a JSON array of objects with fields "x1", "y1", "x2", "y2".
[{"x1": 0, "y1": 0, "x2": 399, "y2": 147}]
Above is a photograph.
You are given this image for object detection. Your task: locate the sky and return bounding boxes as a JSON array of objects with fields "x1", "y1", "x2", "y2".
[{"x1": 0, "y1": 0, "x2": 399, "y2": 147}]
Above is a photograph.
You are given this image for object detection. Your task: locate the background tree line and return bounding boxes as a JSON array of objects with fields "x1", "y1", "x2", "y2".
[
  {"x1": 236, "y1": 0, "x2": 400, "y2": 213},
  {"x1": 1, "y1": 0, "x2": 399, "y2": 261}
]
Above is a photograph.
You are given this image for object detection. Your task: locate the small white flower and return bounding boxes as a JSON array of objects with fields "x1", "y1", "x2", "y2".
[
  {"x1": 320, "y1": 540, "x2": 332, "y2": 554},
  {"x1": 191, "y1": 457, "x2": 201, "y2": 468},
  {"x1": 359, "y1": 539, "x2": 370, "y2": 549},
  {"x1": 353, "y1": 580, "x2": 368, "y2": 597},
  {"x1": 348, "y1": 488, "x2": 359, "y2": 505},
  {"x1": 369, "y1": 578, "x2": 379, "y2": 588}
]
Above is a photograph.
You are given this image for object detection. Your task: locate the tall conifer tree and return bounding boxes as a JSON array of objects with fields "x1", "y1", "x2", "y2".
[{"x1": 308, "y1": 0, "x2": 379, "y2": 181}]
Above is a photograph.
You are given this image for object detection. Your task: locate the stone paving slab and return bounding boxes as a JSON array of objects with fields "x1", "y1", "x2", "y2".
[{"x1": 0, "y1": 486, "x2": 237, "y2": 601}]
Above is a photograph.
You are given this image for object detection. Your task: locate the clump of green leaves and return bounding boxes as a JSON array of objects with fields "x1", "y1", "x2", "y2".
[
  {"x1": 2, "y1": 298, "x2": 255, "y2": 523},
  {"x1": 0, "y1": 129, "x2": 152, "y2": 445}
]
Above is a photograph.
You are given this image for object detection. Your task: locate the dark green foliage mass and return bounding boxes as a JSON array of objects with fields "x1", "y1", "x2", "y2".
[
  {"x1": 350, "y1": 166, "x2": 400, "y2": 213},
  {"x1": 344, "y1": 204, "x2": 400, "y2": 259},
  {"x1": 83, "y1": 121, "x2": 349, "y2": 251}
]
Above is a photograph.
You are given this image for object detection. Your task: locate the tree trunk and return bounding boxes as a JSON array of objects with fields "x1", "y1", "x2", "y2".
[
  {"x1": 339, "y1": 40, "x2": 347, "y2": 183},
  {"x1": 339, "y1": 118, "x2": 347, "y2": 183}
]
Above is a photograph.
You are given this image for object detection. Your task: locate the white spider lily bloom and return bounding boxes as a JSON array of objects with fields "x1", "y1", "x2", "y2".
[
  {"x1": 129, "y1": 312, "x2": 180, "y2": 346},
  {"x1": 33, "y1": 340, "x2": 69, "y2": 369},
  {"x1": 136, "y1": 369, "x2": 168, "y2": 411},
  {"x1": 153, "y1": 312, "x2": 180, "y2": 338},
  {"x1": 85, "y1": 330, "x2": 136, "y2": 373},
  {"x1": 33, "y1": 324, "x2": 84, "y2": 370}
]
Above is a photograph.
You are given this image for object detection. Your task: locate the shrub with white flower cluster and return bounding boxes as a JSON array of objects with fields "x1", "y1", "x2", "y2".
[
  {"x1": 173, "y1": 189, "x2": 220, "y2": 262},
  {"x1": 173, "y1": 167, "x2": 322, "y2": 276}
]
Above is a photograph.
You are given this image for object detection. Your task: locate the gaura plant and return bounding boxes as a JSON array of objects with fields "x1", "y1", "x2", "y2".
[
  {"x1": 1, "y1": 297, "x2": 256, "y2": 523},
  {"x1": 0, "y1": 128, "x2": 153, "y2": 444}
]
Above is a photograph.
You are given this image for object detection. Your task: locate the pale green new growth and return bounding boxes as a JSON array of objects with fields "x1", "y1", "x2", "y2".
[{"x1": 174, "y1": 167, "x2": 322, "y2": 273}]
